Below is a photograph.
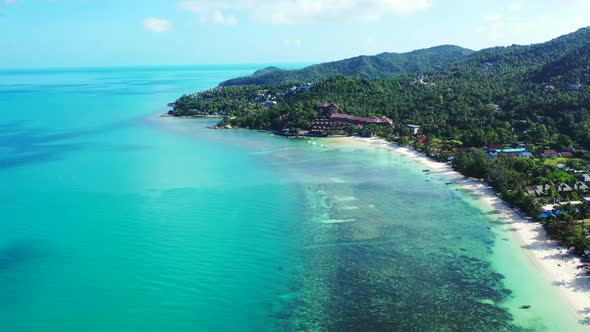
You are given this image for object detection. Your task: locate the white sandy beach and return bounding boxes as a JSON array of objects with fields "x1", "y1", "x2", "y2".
[{"x1": 332, "y1": 136, "x2": 590, "y2": 325}]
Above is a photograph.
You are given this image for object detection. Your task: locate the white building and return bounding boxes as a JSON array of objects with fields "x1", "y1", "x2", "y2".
[{"x1": 407, "y1": 124, "x2": 421, "y2": 135}]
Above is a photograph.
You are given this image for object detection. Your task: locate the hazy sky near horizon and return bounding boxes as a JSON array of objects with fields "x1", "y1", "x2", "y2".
[{"x1": 1, "y1": 0, "x2": 589, "y2": 68}]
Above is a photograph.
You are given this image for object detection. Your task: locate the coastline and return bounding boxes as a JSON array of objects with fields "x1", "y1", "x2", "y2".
[
  {"x1": 329, "y1": 136, "x2": 590, "y2": 326},
  {"x1": 159, "y1": 113, "x2": 225, "y2": 119}
]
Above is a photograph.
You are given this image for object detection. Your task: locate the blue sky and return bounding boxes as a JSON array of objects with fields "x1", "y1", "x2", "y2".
[{"x1": 1, "y1": 0, "x2": 589, "y2": 68}]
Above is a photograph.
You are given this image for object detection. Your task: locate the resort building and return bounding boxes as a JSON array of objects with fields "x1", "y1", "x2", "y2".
[
  {"x1": 407, "y1": 124, "x2": 421, "y2": 135},
  {"x1": 316, "y1": 103, "x2": 341, "y2": 117},
  {"x1": 541, "y1": 150, "x2": 561, "y2": 158},
  {"x1": 487, "y1": 148, "x2": 533, "y2": 158},
  {"x1": 555, "y1": 183, "x2": 574, "y2": 197},
  {"x1": 526, "y1": 183, "x2": 575, "y2": 197},
  {"x1": 311, "y1": 103, "x2": 394, "y2": 133},
  {"x1": 560, "y1": 151, "x2": 574, "y2": 158},
  {"x1": 526, "y1": 184, "x2": 551, "y2": 197},
  {"x1": 572, "y1": 181, "x2": 590, "y2": 193},
  {"x1": 329, "y1": 113, "x2": 393, "y2": 126}
]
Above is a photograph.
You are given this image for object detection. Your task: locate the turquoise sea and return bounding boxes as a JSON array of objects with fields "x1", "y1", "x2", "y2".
[{"x1": 0, "y1": 66, "x2": 586, "y2": 331}]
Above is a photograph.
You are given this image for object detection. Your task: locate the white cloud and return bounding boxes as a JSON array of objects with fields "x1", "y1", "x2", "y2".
[
  {"x1": 3, "y1": 0, "x2": 16, "y2": 5},
  {"x1": 178, "y1": 0, "x2": 243, "y2": 12},
  {"x1": 143, "y1": 17, "x2": 173, "y2": 32},
  {"x1": 178, "y1": 0, "x2": 430, "y2": 25},
  {"x1": 200, "y1": 10, "x2": 238, "y2": 25}
]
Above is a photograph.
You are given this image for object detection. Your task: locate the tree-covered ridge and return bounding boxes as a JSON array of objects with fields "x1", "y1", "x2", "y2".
[
  {"x1": 171, "y1": 84, "x2": 293, "y2": 117},
  {"x1": 218, "y1": 27, "x2": 590, "y2": 88},
  {"x1": 169, "y1": 27, "x2": 590, "y2": 147},
  {"x1": 532, "y1": 45, "x2": 590, "y2": 85},
  {"x1": 172, "y1": 72, "x2": 590, "y2": 149},
  {"x1": 451, "y1": 27, "x2": 590, "y2": 74},
  {"x1": 168, "y1": 27, "x2": 590, "y2": 147},
  {"x1": 219, "y1": 45, "x2": 474, "y2": 87}
]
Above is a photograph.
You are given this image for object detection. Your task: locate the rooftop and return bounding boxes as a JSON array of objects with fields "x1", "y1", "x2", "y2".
[
  {"x1": 495, "y1": 148, "x2": 527, "y2": 153},
  {"x1": 330, "y1": 113, "x2": 393, "y2": 125}
]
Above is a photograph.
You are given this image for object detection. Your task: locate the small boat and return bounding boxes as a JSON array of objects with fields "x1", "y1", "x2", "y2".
[{"x1": 520, "y1": 305, "x2": 531, "y2": 309}]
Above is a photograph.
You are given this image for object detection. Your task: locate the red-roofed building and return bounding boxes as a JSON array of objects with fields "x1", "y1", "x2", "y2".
[
  {"x1": 313, "y1": 103, "x2": 394, "y2": 132},
  {"x1": 330, "y1": 113, "x2": 393, "y2": 126},
  {"x1": 542, "y1": 150, "x2": 560, "y2": 158},
  {"x1": 316, "y1": 103, "x2": 340, "y2": 117},
  {"x1": 560, "y1": 152, "x2": 574, "y2": 158}
]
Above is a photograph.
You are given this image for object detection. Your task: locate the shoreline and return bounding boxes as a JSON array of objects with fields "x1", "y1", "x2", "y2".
[
  {"x1": 330, "y1": 136, "x2": 590, "y2": 326},
  {"x1": 159, "y1": 113, "x2": 225, "y2": 119}
]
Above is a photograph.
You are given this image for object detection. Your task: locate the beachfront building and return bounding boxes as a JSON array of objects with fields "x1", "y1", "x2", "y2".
[
  {"x1": 552, "y1": 183, "x2": 573, "y2": 197},
  {"x1": 539, "y1": 201, "x2": 585, "y2": 218},
  {"x1": 573, "y1": 181, "x2": 590, "y2": 193},
  {"x1": 311, "y1": 103, "x2": 394, "y2": 134},
  {"x1": 407, "y1": 124, "x2": 421, "y2": 135},
  {"x1": 525, "y1": 183, "x2": 575, "y2": 198},
  {"x1": 525, "y1": 185, "x2": 542, "y2": 196},
  {"x1": 330, "y1": 113, "x2": 393, "y2": 126},
  {"x1": 526, "y1": 184, "x2": 552, "y2": 197},
  {"x1": 316, "y1": 103, "x2": 341, "y2": 117}
]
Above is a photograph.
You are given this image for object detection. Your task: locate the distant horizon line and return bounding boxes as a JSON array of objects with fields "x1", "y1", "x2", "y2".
[
  {"x1": 0, "y1": 62, "x2": 317, "y2": 72},
  {"x1": 0, "y1": 45, "x2": 482, "y2": 72}
]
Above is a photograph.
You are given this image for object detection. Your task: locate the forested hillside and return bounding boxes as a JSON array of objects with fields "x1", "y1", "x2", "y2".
[
  {"x1": 219, "y1": 45, "x2": 474, "y2": 87},
  {"x1": 532, "y1": 45, "x2": 590, "y2": 85},
  {"x1": 171, "y1": 27, "x2": 590, "y2": 149}
]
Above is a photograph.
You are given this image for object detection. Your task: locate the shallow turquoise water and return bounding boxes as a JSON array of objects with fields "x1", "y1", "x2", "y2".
[{"x1": 0, "y1": 67, "x2": 585, "y2": 331}]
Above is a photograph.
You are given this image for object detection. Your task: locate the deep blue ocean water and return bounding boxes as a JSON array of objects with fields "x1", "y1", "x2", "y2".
[{"x1": 0, "y1": 65, "x2": 584, "y2": 331}]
